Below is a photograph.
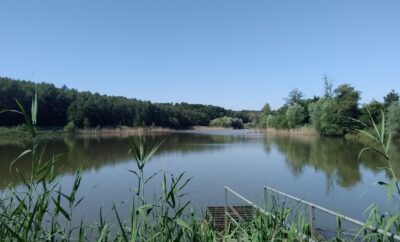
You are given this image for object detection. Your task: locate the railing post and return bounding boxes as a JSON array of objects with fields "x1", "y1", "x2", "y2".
[
  {"x1": 309, "y1": 205, "x2": 316, "y2": 238},
  {"x1": 224, "y1": 187, "x2": 228, "y2": 232},
  {"x1": 264, "y1": 186, "x2": 267, "y2": 211}
]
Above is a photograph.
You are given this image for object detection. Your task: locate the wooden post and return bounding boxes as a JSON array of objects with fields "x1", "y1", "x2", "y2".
[
  {"x1": 309, "y1": 205, "x2": 316, "y2": 237},
  {"x1": 224, "y1": 187, "x2": 228, "y2": 233},
  {"x1": 263, "y1": 186, "x2": 267, "y2": 211}
]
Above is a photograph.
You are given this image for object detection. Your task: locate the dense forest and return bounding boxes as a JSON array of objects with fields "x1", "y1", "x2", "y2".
[
  {"x1": 2, "y1": 76, "x2": 399, "y2": 139},
  {"x1": 0, "y1": 77, "x2": 255, "y2": 129},
  {"x1": 258, "y1": 76, "x2": 400, "y2": 140}
]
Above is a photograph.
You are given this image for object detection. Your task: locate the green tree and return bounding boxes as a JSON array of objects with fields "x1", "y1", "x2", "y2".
[
  {"x1": 323, "y1": 75, "x2": 333, "y2": 98},
  {"x1": 384, "y1": 89, "x2": 400, "y2": 108},
  {"x1": 285, "y1": 103, "x2": 305, "y2": 128},
  {"x1": 309, "y1": 98, "x2": 343, "y2": 136},
  {"x1": 359, "y1": 100, "x2": 385, "y2": 127},
  {"x1": 259, "y1": 103, "x2": 272, "y2": 128},
  {"x1": 285, "y1": 88, "x2": 303, "y2": 105},
  {"x1": 334, "y1": 84, "x2": 361, "y2": 132}
]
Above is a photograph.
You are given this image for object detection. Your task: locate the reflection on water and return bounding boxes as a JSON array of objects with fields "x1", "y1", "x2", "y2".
[
  {"x1": 264, "y1": 135, "x2": 399, "y2": 189},
  {"x1": 0, "y1": 130, "x2": 398, "y2": 222}
]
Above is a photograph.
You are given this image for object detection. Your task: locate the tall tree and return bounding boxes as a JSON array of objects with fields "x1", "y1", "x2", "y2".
[
  {"x1": 285, "y1": 88, "x2": 303, "y2": 105},
  {"x1": 323, "y1": 75, "x2": 333, "y2": 98},
  {"x1": 384, "y1": 89, "x2": 399, "y2": 107},
  {"x1": 334, "y1": 84, "x2": 361, "y2": 131},
  {"x1": 286, "y1": 103, "x2": 306, "y2": 128}
]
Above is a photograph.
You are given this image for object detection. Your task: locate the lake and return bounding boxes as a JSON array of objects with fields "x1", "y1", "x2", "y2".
[{"x1": 0, "y1": 129, "x2": 398, "y2": 230}]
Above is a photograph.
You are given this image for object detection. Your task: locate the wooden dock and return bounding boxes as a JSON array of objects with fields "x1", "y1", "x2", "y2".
[{"x1": 206, "y1": 206, "x2": 255, "y2": 231}]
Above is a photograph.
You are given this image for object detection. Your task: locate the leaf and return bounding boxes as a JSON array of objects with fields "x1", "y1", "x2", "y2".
[
  {"x1": 126, "y1": 169, "x2": 140, "y2": 180},
  {"x1": 1, "y1": 222, "x2": 24, "y2": 242},
  {"x1": 381, "y1": 110, "x2": 386, "y2": 144},
  {"x1": 0, "y1": 109, "x2": 23, "y2": 116},
  {"x1": 9, "y1": 149, "x2": 32, "y2": 172},
  {"x1": 15, "y1": 98, "x2": 34, "y2": 136},
  {"x1": 386, "y1": 179, "x2": 397, "y2": 204},
  {"x1": 356, "y1": 129, "x2": 379, "y2": 143},
  {"x1": 31, "y1": 87, "x2": 38, "y2": 126},
  {"x1": 145, "y1": 170, "x2": 161, "y2": 185},
  {"x1": 384, "y1": 214, "x2": 399, "y2": 235},
  {"x1": 368, "y1": 109, "x2": 381, "y2": 139},
  {"x1": 175, "y1": 218, "x2": 192, "y2": 231},
  {"x1": 113, "y1": 206, "x2": 128, "y2": 242},
  {"x1": 358, "y1": 146, "x2": 389, "y2": 161},
  {"x1": 51, "y1": 197, "x2": 71, "y2": 221}
]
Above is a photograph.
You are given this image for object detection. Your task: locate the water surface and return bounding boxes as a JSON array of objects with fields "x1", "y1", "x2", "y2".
[{"x1": 0, "y1": 130, "x2": 398, "y2": 228}]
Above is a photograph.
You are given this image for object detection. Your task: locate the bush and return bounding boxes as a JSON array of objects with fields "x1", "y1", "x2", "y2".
[
  {"x1": 63, "y1": 121, "x2": 76, "y2": 133},
  {"x1": 309, "y1": 98, "x2": 343, "y2": 136},
  {"x1": 210, "y1": 116, "x2": 244, "y2": 129},
  {"x1": 285, "y1": 103, "x2": 305, "y2": 128}
]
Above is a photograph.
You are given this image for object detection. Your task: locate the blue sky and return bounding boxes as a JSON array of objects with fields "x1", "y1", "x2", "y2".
[{"x1": 0, "y1": 1, "x2": 399, "y2": 110}]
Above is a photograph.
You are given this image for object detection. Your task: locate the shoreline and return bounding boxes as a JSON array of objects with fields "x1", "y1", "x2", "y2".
[
  {"x1": 0, "y1": 126, "x2": 238, "y2": 144},
  {"x1": 258, "y1": 127, "x2": 319, "y2": 136}
]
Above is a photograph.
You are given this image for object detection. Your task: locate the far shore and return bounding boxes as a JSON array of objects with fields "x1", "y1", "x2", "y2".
[
  {"x1": 0, "y1": 126, "x2": 241, "y2": 143},
  {"x1": 0, "y1": 125, "x2": 322, "y2": 145},
  {"x1": 258, "y1": 127, "x2": 319, "y2": 136}
]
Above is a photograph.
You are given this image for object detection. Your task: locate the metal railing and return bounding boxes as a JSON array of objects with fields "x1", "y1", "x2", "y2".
[
  {"x1": 264, "y1": 185, "x2": 400, "y2": 241},
  {"x1": 224, "y1": 186, "x2": 314, "y2": 241}
]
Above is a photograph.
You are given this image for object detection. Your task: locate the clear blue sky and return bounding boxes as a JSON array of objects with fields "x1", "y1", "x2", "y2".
[{"x1": 0, "y1": 1, "x2": 399, "y2": 110}]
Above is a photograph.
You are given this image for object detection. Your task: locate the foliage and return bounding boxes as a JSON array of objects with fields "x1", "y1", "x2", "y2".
[
  {"x1": 333, "y1": 84, "x2": 361, "y2": 132},
  {"x1": 359, "y1": 100, "x2": 385, "y2": 127},
  {"x1": 384, "y1": 89, "x2": 400, "y2": 107},
  {"x1": 285, "y1": 88, "x2": 303, "y2": 105},
  {"x1": 323, "y1": 75, "x2": 333, "y2": 98},
  {"x1": 258, "y1": 78, "x2": 374, "y2": 137},
  {"x1": 0, "y1": 77, "x2": 254, "y2": 129},
  {"x1": 388, "y1": 102, "x2": 400, "y2": 141},
  {"x1": 308, "y1": 98, "x2": 343, "y2": 136},
  {"x1": 259, "y1": 103, "x2": 271, "y2": 128},
  {"x1": 209, "y1": 116, "x2": 244, "y2": 129},
  {"x1": 355, "y1": 111, "x2": 400, "y2": 241},
  {"x1": 285, "y1": 103, "x2": 306, "y2": 128},
  {"x1": 63, "y1": 121, "x2": 76, "y2": 133}
]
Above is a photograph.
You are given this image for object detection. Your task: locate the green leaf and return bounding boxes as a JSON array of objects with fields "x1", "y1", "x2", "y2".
[
  {"x1": 51, "y1": 197, "x2": 71, "y2": 221},
  {"x1": 9, "y1": 149, "x2": 32, "y2": 172},
  {"x1": 175, "y1": 218, "x2": 192, "y2": 231}
]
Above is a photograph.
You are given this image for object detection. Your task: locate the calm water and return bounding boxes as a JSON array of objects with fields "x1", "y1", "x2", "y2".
[{"x1": 0, "y1": 129, "x2": 399, "y2": 226}]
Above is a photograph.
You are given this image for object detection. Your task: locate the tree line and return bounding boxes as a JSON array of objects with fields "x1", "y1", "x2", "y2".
[
  {"x1": 0, "y1": 77, "x2": 254, "y2": 129},
  {"x1": 258, "y1": 76, "x2": 400, "y2": 140}
]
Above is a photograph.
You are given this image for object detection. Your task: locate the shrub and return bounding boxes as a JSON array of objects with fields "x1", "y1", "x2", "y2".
[
  {"x1": 63, "y1": 121, "x2": 76, "y2": 133},
  {"x1": 285, "y1": 103, "x2": 305, "y2": 128},
  {"x1": 210, "y1": 116, "x2": 244, "y2": 129}
]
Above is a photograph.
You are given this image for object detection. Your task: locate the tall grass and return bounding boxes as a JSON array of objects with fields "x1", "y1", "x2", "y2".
[{"x1": 352, "y1": 111, "x2": 400, "y2": 241}]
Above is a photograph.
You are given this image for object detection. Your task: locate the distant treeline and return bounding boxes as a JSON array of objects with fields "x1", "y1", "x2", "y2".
[
  {"x1": 258, "y1": 76, "x2": 400, "y2": 139},
  {"x1": 0, "y1": 77, "x2": 255, "y2": 129}
]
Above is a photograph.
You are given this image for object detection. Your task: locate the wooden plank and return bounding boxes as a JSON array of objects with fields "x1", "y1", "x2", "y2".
[{"x1": 206, "y1": 206, "x2": 255, "y2": 231}]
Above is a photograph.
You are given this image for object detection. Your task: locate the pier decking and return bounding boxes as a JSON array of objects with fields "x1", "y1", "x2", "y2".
[{"x1": 206, "y1": 206, "x2": 254, "y2": 231}]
